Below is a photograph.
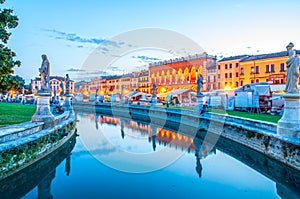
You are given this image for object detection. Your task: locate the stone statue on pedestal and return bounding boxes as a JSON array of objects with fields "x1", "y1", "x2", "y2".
[
  {"x1": 39, "y1": 54, "x2": 50, "y2": 92},
  {"x1": 32, "y1": 54, "x2": 55, "y2": 127},
  {"x1": 285, "y1": 42, "x2": 299, "y2": 93}
]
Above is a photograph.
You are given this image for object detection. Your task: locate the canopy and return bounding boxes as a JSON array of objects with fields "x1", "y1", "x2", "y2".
[
  {"x1": 255, "y1": 84, "x2": 270, "y2": 95},
  {"x1": 166, "y1": 88, "x2": 193, "y2": 96},
  {"x1": 269, "y1": 84, "x2": 285, "y2": 92}
]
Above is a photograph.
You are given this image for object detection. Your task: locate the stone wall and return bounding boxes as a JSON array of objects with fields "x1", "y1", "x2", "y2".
[{"x1": 0, "y1": 111, "x2": 76, "y2": 179}]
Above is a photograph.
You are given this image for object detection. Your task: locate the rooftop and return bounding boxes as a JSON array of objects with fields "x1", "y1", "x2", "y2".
[
  {"x1": 240, "y1": 50, "x2": 300, "y2": 62},
  {"x1": 218, "y1": 55, "x2": 249, "y2": 62}
]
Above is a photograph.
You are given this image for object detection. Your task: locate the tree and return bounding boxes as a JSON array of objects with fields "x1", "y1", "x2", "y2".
[
  {"x1": 0, "y1": 0, "x2": 21, "y2": 91},
  {"x1": 3, "y1": 74, "x2": 24, "y2": 91}
]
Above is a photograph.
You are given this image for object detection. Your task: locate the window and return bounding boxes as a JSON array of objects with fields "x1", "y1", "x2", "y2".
[
  {"x1": 218, "y1": 74, "x2": 221, "y2": 79},
  {"x1": 225, "y1": 73, "x2": 228, "y2": 78},
  {"x1": 213, "y1": 76, "x2": 216, "y2": 82},
  {"x1": 235, "y1": 81, "x2": 239, "y2": 87},
  {"x1": 225, "y1": 82, "x2": 228, "y2": 86},
  {"x1": 280, "y1": 63, "x2": 285, "y2": 72},
  {"x1": 225, "y1": 64, "x2": 228, "y2": 69},
  {"x1": 240, "y1": 80, "x2": 243, "y2": 86},
  {"x1": 229, "y1": 73, "x2": 232, "y2": 78},
  {"x1": 251, "y1": 80, "x2": 254, "y2": 83},
  {"x1": 255, "y1": 66, "x2": 259, "y2": 74},
  {"x1": 236, "y1": 63, "x2": 239, "y2": 68},
  {"x1": 236, "y1": 72, "x2": 239, "y2": 77},
  {"x1": 271, "y1": 64, "x2": 275, "y2": 72},
  {"x1": 250, "y1": 66, "x2": 255, "y2": 74},
  {"x1": 218, "y1": 65, "x2": 221, "y2": 70},
  {"x1": 266, "y1": 65, "x2": 269, "y2": 73},
  {"x1": 208, "y1": 76, "x2": 211, "y2": 82},
  {"x1": 229, "y1": 63, "x2": 232, "y2": 69},
  {"x1": 240, "y1": 68, "x2": 244, "y2": 75},
  {"x1": 256, "y1": 79, "x2": 259, "y2": 83}
]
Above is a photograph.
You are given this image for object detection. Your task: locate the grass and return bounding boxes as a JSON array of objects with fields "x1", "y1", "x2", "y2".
[
  {"x1": 208, "y1": 108, "x2": 282, "y2": 123},
  {"x1": 0, "y1": 102, "x2": 36, "y2": 127},
  {"x1": 157, "y1": 104, "x2": 281, "y2": 123}
]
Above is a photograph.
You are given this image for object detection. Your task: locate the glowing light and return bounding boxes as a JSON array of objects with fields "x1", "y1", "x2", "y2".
[
  {"x1": 160, "y1": 87, "x2": 167, "y2": 93},
  {"x1": 224, "y1": 85, "x2": 233, "y2": 90},
  {"x1": 171, "y1": 133, "x2": 176, "y2": 140}
]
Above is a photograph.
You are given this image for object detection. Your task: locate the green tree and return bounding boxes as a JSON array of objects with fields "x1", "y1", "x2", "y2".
[
  {"x1": 4, "y1": 74, "x2": 24, "y2": 91},
  {"x1": 0, "y1": 0, "x2": 21, "y2": 91}
]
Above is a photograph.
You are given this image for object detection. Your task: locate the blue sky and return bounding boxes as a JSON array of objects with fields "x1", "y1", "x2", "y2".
[{"x1": 4, "y1": 0, "x2": 300, "y2": 83}]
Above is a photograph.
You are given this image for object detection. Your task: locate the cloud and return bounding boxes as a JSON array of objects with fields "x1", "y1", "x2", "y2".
[
  {"x1": 66, "y1": 68, "x2": 85, "y2": 72},
  {"x1": 131, "y1": 55, "x2": 161, "y2": 63},
  {"x1": 42, "y1": 29, "x2": 123, "y2": 47}
]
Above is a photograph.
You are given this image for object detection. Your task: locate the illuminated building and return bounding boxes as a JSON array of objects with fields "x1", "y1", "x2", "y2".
[
  {"x1": 217, "y1": 50, "x2": 300, "y2": 89},
  {"x1": 31, "y1": 76, "x2": 75, "y2": 94},
  {"x1": 138, "y1": 70, "x2": 150, "y2": 93},
  {"x1": 148, "y1": 53, "x2": 216, "y2": 94}
]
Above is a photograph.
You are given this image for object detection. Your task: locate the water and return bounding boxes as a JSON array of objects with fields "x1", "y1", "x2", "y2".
[{"x1": 1, "y1": 111, "x2": 299, "y2": 199}]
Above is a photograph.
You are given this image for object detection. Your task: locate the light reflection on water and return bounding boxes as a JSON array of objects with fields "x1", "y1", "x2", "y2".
[{"x1": 4, "y1": 111, "x2": 300, "y2": 199}]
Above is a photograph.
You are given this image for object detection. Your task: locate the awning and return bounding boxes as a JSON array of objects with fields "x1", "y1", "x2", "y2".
[
  {"x1": 166, "y1": 88, "x2": 193, "y2": 96},
  {"x1": 270, "y1": 84, "x2": 285, "y2": 92},
  {"x1": 255, "y1": 85, "x2": 270, "y2": 95}
]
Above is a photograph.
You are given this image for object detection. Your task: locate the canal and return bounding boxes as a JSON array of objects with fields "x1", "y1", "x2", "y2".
[{"x1": 1, "y1": 110, "x2": 299, "y2": 199}]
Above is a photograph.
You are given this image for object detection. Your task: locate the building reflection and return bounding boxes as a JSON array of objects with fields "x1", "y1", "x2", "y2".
[
  {"x1": 0, "y1": 135, "x2": 76, "y2": 199},
  {"x1": 87, "y1": 111, "x2": 300, "y2": 198},
  {"x1": 89, "y1": 112, "x2": 217, "y2": 177}
]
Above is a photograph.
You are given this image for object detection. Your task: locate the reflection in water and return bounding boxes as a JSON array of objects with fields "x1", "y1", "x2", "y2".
[
  {"x1": 65, "y1": 154, "x2": 71, "y2": 176},
  {"x1": 4, "y1": 111, "x2": 299, "y2": 198},
  {"x1": 37, "y1": 170, "x2": 55, "y2": 199},
  {"x1": 80, "y1": 111, "x2": 300, "y2": 199},
  {"x1": 0, "y1": 135, "x2": 76, "y2": 199}
]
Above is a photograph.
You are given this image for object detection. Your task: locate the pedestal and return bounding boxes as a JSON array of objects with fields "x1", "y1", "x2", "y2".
[
  {"x1": 63, "y1": 94, "x2": 73, "y2": 112},
  {"x1": 194, "y1": 94, "x2": 204, "y2": 114},
  {"x1": 151, "y1": 97, "x2": 157, "y2": 106},
  {"x1": 32, "y1": 92, "x2": 55, "y2": 128},
  {"x1": 277, "y1": 93, "x2": 300, "y2": 138}
]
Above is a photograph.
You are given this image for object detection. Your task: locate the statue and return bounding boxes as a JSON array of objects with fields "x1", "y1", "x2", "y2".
[
  {"x1": 197, "y1": 74, "x2": 203, "y2": 96},
  {"x1": 65, "y1": 74, "x2": 70, "y2": 95},
  {"x1": 152, "y1": 82, "x2": 157, "y2": 97},
  {"x1": 285, "y1": 42, "x2": 299, "y2": 93},
  {"x1": 60, "y1": 81, "x2": 64, "y2": 95},
  {"x1": 39, "y1": 54, "x2": 50, "y2": 91}
]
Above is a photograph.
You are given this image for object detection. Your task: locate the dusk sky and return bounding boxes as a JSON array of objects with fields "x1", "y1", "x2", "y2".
[{"x1": 4, "y1": 0, "x2": 300, "y2": 83}]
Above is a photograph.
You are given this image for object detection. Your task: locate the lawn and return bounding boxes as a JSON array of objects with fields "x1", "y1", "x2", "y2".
[
  {"x1": 208, "y1": 108, "x2": 282, "y2": 123},
  {"x1": 155, "y1": 104, "x2": 281, "y2": 123},
  {"x1": 0, "y1": 102, "x2": 36, "y2": 127}
]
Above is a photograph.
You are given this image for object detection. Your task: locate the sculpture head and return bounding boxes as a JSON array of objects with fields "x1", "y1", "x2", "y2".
[
  {"x1": 41, "y1": 54, "x2": 48, "y2": 60},
  {"x1": 286, "y1": 42, "x2": 294, "y2": 50}
]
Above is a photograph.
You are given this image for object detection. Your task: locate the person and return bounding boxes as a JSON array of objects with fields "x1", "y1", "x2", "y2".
[
  {"x1": 39, "y1": 54, "x2": 50, "y2": 91},
  {"x1": 285, "y1": 42, "x2": 299, "y2": 93}
]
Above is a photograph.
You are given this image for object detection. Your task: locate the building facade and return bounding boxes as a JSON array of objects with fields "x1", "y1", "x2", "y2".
[
  {"x1": 31, "y1": 76, "x2": 75, "y2": 94},
  {"x1": 239, "y1": 51, "x2": 300, "y2": 85},
  {"x1": 216, "y1": 55, "x2": 248, "y2": 89},
  {"x1": 138, "y1": 70, "x2": 150, "y2": 93},
  {"x1": 149, "y1": 53, "x2": 216, "y2": 94},
  {"x1": 217, "y1": 50, "x2": 300, "y2": 89}
]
